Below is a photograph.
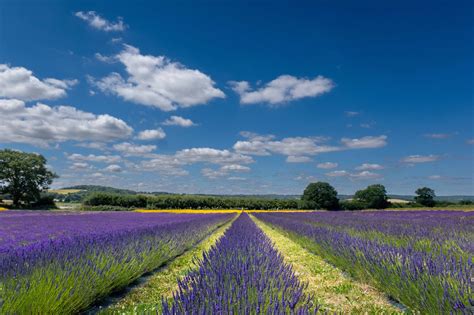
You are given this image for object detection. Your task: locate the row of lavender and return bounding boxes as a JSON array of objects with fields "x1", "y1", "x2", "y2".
[
  {"x1": 0, "y1": 211, "x2": 234, "y2": 313},
  {"x1": 162, "y1": 213, "x2": 318, "y2": 314},
  {"x1": 254, "y1": 211, "x2": 473, "y2": 314}
]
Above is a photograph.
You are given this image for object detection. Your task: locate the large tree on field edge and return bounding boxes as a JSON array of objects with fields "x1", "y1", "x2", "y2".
[
  {"x1": 302, "y1": 182, "x2": 339, "y2": 210},
  {"x1": 0, "y1": 149, "x2": 57, "y2": 207}
]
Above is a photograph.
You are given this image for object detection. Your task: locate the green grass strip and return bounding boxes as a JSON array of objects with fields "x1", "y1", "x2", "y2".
[
  {"x1": 100, "y1": 215, "x2": 237, "y2": 313},
  {"x1": 251, "y1": 215, "x2": 404, "y2": 314}
]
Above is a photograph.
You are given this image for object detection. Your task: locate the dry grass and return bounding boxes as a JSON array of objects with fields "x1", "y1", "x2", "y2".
[{"x1": 252, "y1": 215, "x2": 404, "y2": 314}]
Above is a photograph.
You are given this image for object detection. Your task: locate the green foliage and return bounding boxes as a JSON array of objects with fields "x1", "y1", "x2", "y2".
[
  {"x1": 354, "y1": 184, "x2": 388, "y2": 209},
  {"x1": 82, "y1": 192, "x2": 301, "y2": 210},
  {"x1": 83, "y1": 193, "x2": 148, "y2": 208},
  {"x1": 301, "y1": 182, "x2": 339, "y2": 210},
  {"x1": 30, "y1": 194, "x2": 57, "y2": 209},
  {"x1": 414, "y1": 187, "x2": 436, "y2": 207},
  {"x1": 339, "y1": 199, "x2": 368, "y2": 210},
  {"x1": 0, "y1": 149, "x2": 57, "y2": 208}
]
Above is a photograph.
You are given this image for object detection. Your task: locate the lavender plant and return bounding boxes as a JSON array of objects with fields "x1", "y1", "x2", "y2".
[
  {"x1": 162, "y1": 213, "x2": 318, "y2": 314},
  {"x1": 254, "y1": 211, "x2": 473, "y2": 314},
  {"x1": 0, "y1": 211, "x2": 234, "y2": 313}
]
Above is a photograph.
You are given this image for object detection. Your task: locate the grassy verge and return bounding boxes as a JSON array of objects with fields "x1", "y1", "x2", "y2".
[
  {"x1": 100, "y1": 215, "x2": 238, "y2": 313},
  {"x1": 251, "y1": 215, "x2": 404, "y2": 314}
]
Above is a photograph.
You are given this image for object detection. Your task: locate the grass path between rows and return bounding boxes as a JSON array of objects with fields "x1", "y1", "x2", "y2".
[
  {"x1": 101, "y1": 215, "x2": 237, "y2": 313},
  {"x1": 251, "y1": 215, "x2": 404, "y2": 314}
]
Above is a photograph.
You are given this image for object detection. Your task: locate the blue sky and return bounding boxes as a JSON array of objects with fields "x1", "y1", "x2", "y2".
[{"x1": 0, "y1": 1, "x2": 472, "y2": 195}]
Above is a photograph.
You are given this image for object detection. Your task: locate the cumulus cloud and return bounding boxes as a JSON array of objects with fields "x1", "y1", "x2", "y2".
[
  {"x1": 423, "y1": 133, "x2": 452, "y2": 139},
  {"x1": 113, "y1": 142, "x2": 157, "y2": 156},
  {"x1": 286, "y1": 156, "x2": 312, "y2": 163},
  {"x1": 326, "y1": 169, "x2": 382, "y2": 180},
  {"x1": 137, "y1": 128, "x2": 166, "y2": 140},
  {"x1": 234, "y1": 133, "x2": 387, "y2": 158},
  {"x1": 69, "y1": 162, "x2": 90, "y2": 170},
  {"x1": 326, "y1": 170, "x2": 349, "y2": 177},
  {"x1": 201, "y1": 164, "x2": 250, "y2": 179},
  {"x1": 0, "y1": 100, "x2": 133, "y2": 146},
  {"x1": 317, "y1": 162, "x2": 338, "y2": 169},
  {"x1": 140, "y1": 155, "x2": 189, "y2": 176},
  {"x1": 67, "y1": 153, "x2": 121, "y2": 164},
  {"x1": 401, "y1": 155, "x2": 439, "y2": 163},
  {"x1": 162, "y1": 115, "x2": 196, "y2": 127},
  {"x1": 341, "y1": 135, "x2": 387, "y2": 149},
  {"x1": 229, "y1": 74, "x2": 334, "y2": 105},
  {"x1": 355, "y1": 163, "x2": 384, "y2": 171},
  {"x1": 104, "y1": 164, "x2": 122, "y2": 173},
  {"x1": 92, "y1": 45, "x2": 225, "y2": 111},
  {"x1": 344, "y1": 111, "x2": 359, "y2": 117},
  {"x1": 0, "y1": 64, "x2": 77, "y2": 101},
  {"x1": 175, "y1": 148, "x2": 253, "y2": 165},
  {"x1": 350, "y1": 171, "x2": 382, "y2": 180},
  {"x1": 234, "y1": 136, "x2": 339, "y2": 157},
  {"x1": 75, "y1": 11, "x2": 127, "y2": 32},
  {"x1": 137, "y1": 147, "x2": 254, "y2": 177}
]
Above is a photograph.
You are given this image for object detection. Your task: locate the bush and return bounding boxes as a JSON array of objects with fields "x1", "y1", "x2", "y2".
[
  {"x1": 339, "y1": 200, "x2": 368, "y2": 210},
  {"x1": 83, "y1": 193, "x2": 147, "y2": 208},
  {"x1": 30, "y1": 194, "x2": 57, "y2": 209}
]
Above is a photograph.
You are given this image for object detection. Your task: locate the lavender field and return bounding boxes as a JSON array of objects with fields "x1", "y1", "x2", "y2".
[{"x1": 0, "y1": 210, "x2": 472, "y2": 314}]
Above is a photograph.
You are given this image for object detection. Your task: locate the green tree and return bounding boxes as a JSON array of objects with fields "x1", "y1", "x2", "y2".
[
  {"x1": 415, "y1": 187, "x2": 436, "y2": 207},
  {"x1": 0, "y1": 149, "x2": 57, "y2": 208},
  {"x1": 301, "y1": 182, "x2": 339, "y2": 210},
  {"x1": 354, "y1": 184, "x2": 388, "y2": 209}
]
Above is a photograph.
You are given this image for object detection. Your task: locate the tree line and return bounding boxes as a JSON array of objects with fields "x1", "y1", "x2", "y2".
[{"x1": 1, "y1": 149, "x2": 471, "y2": 210}]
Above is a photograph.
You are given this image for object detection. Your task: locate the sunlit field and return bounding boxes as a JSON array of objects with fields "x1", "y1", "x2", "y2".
[{"x1": 0, "y1": 209, "x2": 472, "y2": 313}]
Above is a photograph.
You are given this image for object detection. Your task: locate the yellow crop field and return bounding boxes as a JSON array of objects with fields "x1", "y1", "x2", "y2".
[{"x1": 49, "y1": 189, "x2": 83, "y2": 195}]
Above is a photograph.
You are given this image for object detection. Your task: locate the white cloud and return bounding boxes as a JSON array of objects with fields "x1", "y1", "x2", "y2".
[
  {"x1": 138, "y1": 147, "x2": 254, "y2": 177},
  {"x1": 94, "y1": 53, "x2": 116, "y2": 63},
  {"x1": 234, "y1": 133, "x2": 387, "y2": 158},
  {"x1": 0, "y1": 100, "x2": 133, "y2": 145},
  {"x1": 428, "y1": 175, "x2": 442, "y2": 180},
  {"x1": 0, "y1": 64, "x2": 77, "y2": 101},
  {"x1": 317, "y1": 162, "x2": 338, "y2": 169},
  {"x1": 401, "y1": 155, "x2": 439, "y2": 163},
  {"x1": 75, "y1": 142, "x2": 107, "y2": 151},
  {"x1": 175, "y1": 148, "x2": 253, "y2": 165},
  {"x1": 113, "y1": 142, "x2": 157, "y2": 156},
  {"x1": 201, "y1": 164, "x2": 250, "y2": 179},
  {"x1": 355, "y1": 163, "x2": 384, "y2": 171},
  {"x1": 234, "y1": 136, "x2": 339, "y2": 157},
  {"x1": 104, "y1": 164, "x2": 122, "y2": 173},
  {"x1": 344, "y1": 111, "x2": 359, "y2": 117},
  {"x1": 286, "y1": 156, "x2": 312, "y2": 163},
  {"x1": 67, "y1": 153, "x2": 121, "y2": 164},
  {"x1": 220, "y1": 164, "x2": 251, "y2": 172},
  {"x1": 326, "y1": 170, "x2": 349, "y2": 177},
  {"x1": 227, "y1": 176, "x2": 246, "y2": 181},
  {"x1": 423, "y1": 133, "x2": 451, "y2": 139},
  {"x1": 140, "y1": 155, "x2": 188, "y2": 176},
  {"x1": 69, "y1": 162, "x2": 90, "y2": 170},
  {"x1": 230, "y1": 74, "x2": 334, "y2": 105},
  {"x1": 93, "y1": 45, "x2": 225, "y2": 111},
  {"x1": 326, "y1": 169, "x2": 382, "y2": 180},
  {"x1": 341, "y1": 135, "x2": 387, "y2": 149},
  {"x1": 162, "y1": 115, "x2": 196, "y2": 127},
  {"x1": 75, "y1": 11, "x2": 127, "y2": 32},
  {"x1": 350, "y1": 171, "x2": 382, "y2": 180},
  {"x1": 137, "y1": 128, "x2": 166, "y2": 140}
]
